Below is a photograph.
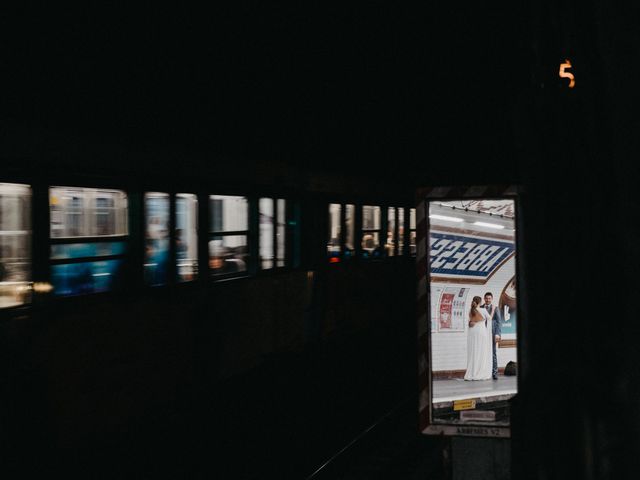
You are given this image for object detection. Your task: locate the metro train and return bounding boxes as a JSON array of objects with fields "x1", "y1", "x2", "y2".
[
  {"x1": 0, "y1": 159, "x2": 419, "y2": 476},
  {"x1": 0, "y1": 181, "x2": 416, "y2": 308}
]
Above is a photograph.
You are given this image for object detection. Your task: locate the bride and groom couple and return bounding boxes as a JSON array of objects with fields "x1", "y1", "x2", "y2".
[{"x1": 464, "y1": 292, "x2": 502, "y2": 381}]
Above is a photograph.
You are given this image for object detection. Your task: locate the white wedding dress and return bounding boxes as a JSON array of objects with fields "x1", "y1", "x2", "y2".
[{"x1": 464, "y1": 308, "x2": 492, "y2": 380}]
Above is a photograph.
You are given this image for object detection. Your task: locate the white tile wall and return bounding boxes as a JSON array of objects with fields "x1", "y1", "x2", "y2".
[{"x1": 431, "y1": 256, "x2": 517, "y2": 371}]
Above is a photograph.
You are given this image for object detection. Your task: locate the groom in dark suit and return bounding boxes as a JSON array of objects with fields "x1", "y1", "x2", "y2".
[{"x1": 481, "y1": 292, "x2": 502, "y2": 379}]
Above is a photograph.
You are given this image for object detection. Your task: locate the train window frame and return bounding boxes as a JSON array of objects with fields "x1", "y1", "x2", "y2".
[
  {"x1": 386, "y1": 206, "x2": 409, "y2": 258},
  {"x1": 329, "y1": 202, "x2": 416, "y2": 263},
  {"x1": 259, "y1": 197, "x2": 275, "y2": 270},
  {"x1": 344, "y1": 203, "x2": 355, "y2": 259},
  {"x1": 327, "y1": 203, "x2": 342, "y2": 262},
  {"x1": 417, "y1": 185, "x2": 521, "y2": 438},
  {"x1": 258, "y1": 196, "x2": 297, "y2": 273},
  {"x1": 143, "y1": 191, "x2": 171, "y2": 287},
  {"x1": 48, "y1": 186, "x2": 129, "y2": 297},
  {"x1": 209, "y1": 194, "x2": 250, "y2": 280},
  {"x1": 398, "y1": 207, "x2": 407, "y2": 256},
  {"x1": 409, "y1": 208, "x2": 417, "y2": 257},
  {"x1": 386, "y1": 207, "x2": 397, "y2": 257},
  {"x1": 326, "y1": 201, "x2": 356, "y2": 264},
  {"x1": 360, "y1": 204, "x2": 383, "y2": 260},
  {"x1": 0, "y1": 182, "x2": 33, "y2": 310},
  {"x1": 175, "y1": 193, "x2": 199, "y2": 283}
]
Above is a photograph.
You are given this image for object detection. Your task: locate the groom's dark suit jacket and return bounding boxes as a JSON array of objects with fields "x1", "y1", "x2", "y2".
[{"x1": 481, "y1": 303, "x2": 502, "y2": 338}]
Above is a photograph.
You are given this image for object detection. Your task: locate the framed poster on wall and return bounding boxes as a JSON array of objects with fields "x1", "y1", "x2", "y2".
[{"x1": 437, "y1": 287, "x2": 469, "y2": 332}]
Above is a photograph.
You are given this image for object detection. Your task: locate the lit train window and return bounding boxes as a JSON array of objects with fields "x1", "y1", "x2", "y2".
[
  {"x1": 409, "y1": 208, "x2": 416, "y2": 256},
  {"x1": 345, "y1": 204, "x2": 355, "y2": 258},
  {"x1": 361, "y1": 205, "x2": 381, "y2": 259},
  {"x1": 144, "y1": 193, "x2": 170, "y2": 286},
  {"x1": 260, "y1": 198, "x2": 274, "y2": 269},
  {"x1": 327, "y1": 203, "x2": 355, "y2": 263},
  {"x1": 277, "y1": 199, "x2": 285, "y2": 267},
  {"x1": 327, "y1": 203, "x2": 341, "y2": 260},
  {"x1": 419, "y1": 195, "x2": 518, "y2": 437},
  {"x1": 398, "y1": 208, "x2": 405, "y2": 255},
  {"x1": 386, "y1": 207, "x2": 396, "y2": 257},
  {"x1": 0, "y1": 183, "x2": 32, "y2": 308},
  {"x1": 49, "y1": 187, "x2": 128, "y2": 296},
  {"x1": 50, "y1": 188, "x2": 128, "y2": 238},
  {"x1": 176, "y1": 193, "x2": 198, "y2": 282},
  {"x1": 259, "y1": 198, "x2": 287, "y2": 269},
  {"x1": 209, "y1": 195, "x2": 248, "y2": 277}
]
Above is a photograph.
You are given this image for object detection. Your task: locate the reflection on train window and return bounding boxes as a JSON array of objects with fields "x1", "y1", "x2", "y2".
[
  {"x1": 327, "y1": 203, "x2": 341, "y2": 261},
  {"x1": 51, "y1": 242, "x2": 126, "y2": 259},
  {"x1": 0, "y1": 183, "x2": 32, "y2": 308},
  {"x1": 386, "y1": 207, "x2": 396, "y2": 257},
  {"x1": 327, "y1": 203, "x2": 355, "y2": 263},
  {"x1": 49, "y1": 187, "x2": 128, "y2": 296},
  {"x1": 96, "y1": 196, "x2": 115, "y2": 235},
  {"x1": 209, "y1": 195, "x2": 248, "y2": 277},
  {"x1": 260, "y1": 198, "x2": 274, "y2": 269},
  {"x1": 144, "y1": 193, "x2": 170, "y2": 286},
  {"x1": 345, "y1": 204, "x2": 355, "y2": 257},
  {"x1": 409, "y1": 208, "x2": 416, "y2": 256},
  {"x1": 51, "y1": 260, "x2": 125, "y2": 296},
  {"x1": 277, "y1": 199, "x2": 285, "y2": 267},
  {"x1": 361, "y1": 205, "x2": 381, "y2": 259},
  {"x1": 176, "y1": 193, "x2": 198, "y2": 282},
  {"x1": 209, "y1": 236, "x2": 247, "y2": 275},
  {"x1": 398, "y1": 208, "x2": 405, "y2": 255},
  {"x1": 260, "y1": 198, "x2": 287, "y2": 269},
  {"x1": 50, "y1": 187, "x2": 128, "y2": 238}
]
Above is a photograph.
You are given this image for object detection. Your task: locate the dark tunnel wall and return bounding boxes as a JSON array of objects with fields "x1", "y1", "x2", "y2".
[{"x1": 512, "y1": 2, "x2": 640, "y2": 479}]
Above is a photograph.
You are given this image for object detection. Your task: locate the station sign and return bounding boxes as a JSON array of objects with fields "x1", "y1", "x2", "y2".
[
  {"x1": 459, "y1": 410, "x2": 497, "y2": 422},
  {"x1": 430, "y1": 231, "x2": 515, "y2": 283},
  {"x1": 453, "y1": 399, "x2": 476, "y2": 411}
]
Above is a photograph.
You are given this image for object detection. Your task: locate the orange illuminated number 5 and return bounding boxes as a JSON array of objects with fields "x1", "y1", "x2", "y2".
[{"x1": 559, "y1": 59, "x2": 575, "y2": 88}]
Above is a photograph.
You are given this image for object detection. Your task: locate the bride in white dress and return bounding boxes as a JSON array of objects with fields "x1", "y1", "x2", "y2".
[{"x1": 464, "y1": 295, "x2": 492, "y2": 380}]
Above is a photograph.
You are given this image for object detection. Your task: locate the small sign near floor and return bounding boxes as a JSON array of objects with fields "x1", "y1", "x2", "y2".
[
  {"x1": 460, "y1": 410, "x2": 496, "y2": 422},
  {"x1": 453, "y1": 399, "x2": 476, "y2": 411}
]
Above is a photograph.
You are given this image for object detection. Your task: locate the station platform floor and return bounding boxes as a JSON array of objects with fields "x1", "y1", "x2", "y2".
[{"x1": 432, "y1": 375, "x2": 517, "y2": 405}]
